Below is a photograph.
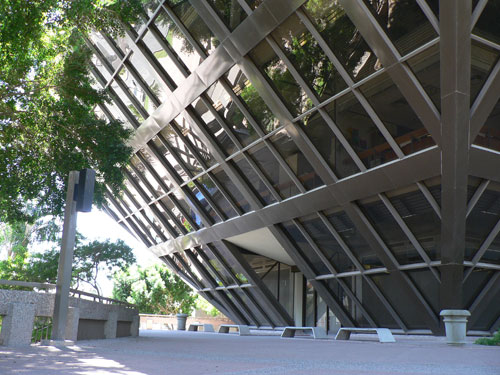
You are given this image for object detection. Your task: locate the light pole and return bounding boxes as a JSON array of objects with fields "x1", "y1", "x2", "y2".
[{"x1": 51, "y1": 169, "x2": 95, "y2": 342}]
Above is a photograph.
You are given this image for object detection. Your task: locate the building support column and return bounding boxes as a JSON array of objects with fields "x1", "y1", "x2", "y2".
[{"x1": 439, "y1": 0, "x2": 471, "y2": 317}]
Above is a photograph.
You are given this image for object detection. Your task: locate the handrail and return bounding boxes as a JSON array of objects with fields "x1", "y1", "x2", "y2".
[
  {"x1": 0, "y1": 279, "x2": 136, "y2": 308},
  {"x1": 0, "y1": 279, "x2": 56, "y2": 290}
]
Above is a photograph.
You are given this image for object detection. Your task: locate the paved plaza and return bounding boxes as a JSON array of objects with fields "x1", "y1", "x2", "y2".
[{"x1": 0, "y1": 330, "x2": 499, "y2": 375}]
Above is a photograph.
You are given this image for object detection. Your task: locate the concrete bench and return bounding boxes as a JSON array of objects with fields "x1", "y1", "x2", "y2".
[
  {"x1": 335, "y1": 327, "x2": 396, "y2": 343},
  {"x1": 218, "y1": 324, "x2": 250, "y2": 336},
  {"x1": 187, "y1": 323, "x2": 214, "y2": 332},
  {"x1": 281, "y1": 326, "x2": 327, "y2": 339}
]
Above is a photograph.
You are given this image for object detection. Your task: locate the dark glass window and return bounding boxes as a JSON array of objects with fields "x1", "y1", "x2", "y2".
[
  {"x1": 362, "y1": 0, "x2": 438, "y2": 56},
  {"x1": 304, "y1": 1, "x2": 381, "y2": 81},
  {"x1": 244, "y1": 0, "x2": 263, "y2": 11},
  {"x1": 281, "y1": 221, "x2": 330, "y2": 275},
  {"x1": 359, "y1": 72, "x2": 436, "y2": 156},
  {"x1": 271, "y1": 130, "x2": 324, "y2": 190},
  {"x1": 160, "y1": 194, "x2": 190, "y2": 233},
  {"x1": 407, "y1": 43, "x2": 440, "y2": 110},
  {"x1": 272, "y1": 13, "x2": 347, "y2": 102},
  {"x1": 213, "y1": 167, "x2": 251, "y2": 213},
  {"x1": 466, "y1": 186, "x2": 500, "y2": 261},
  {"x1": 152, "y1": 134, "x2": 189, "y2": 182},
  {"x1": 471, "y1": 41, "x2": 500, "y2": 105},
  {"x1": 359, "y1": 197, "x2": 424, "y2": 265},
  {"x1": 207, "y1": 0, "x2": 247, "y2": 31},
  {"x1": 198, "y1": 174, "x2": 238, "y2": 219},
  {"x1": 327, "y1": 211, "x2": 384, "y2": 269},
  {"x1": 250, "y1": 40, "x2": 314, "y2": 117},
  {"x1": 300, "y1": 111, "x2": 360, "y2": 179},
  {"x1": 248, "y1": 144, "x2": 301, "y2": 200},
  {"x1": 473, "y1": 98, "x2": 500, "y2": 152},
  {"x1": 325, "y1": 92, "x2": 398, "y2": 169},
  {"x1": 388, "y1": 187, "x2": 441, "y2": 261},
  {"x1": 301, "y1": 216, "x2": 357, "y2": 273},
  {"x1": 473, "y1": 0, "x2": 500, "y2": 46},
  {"x1": 233, "y1": 155, "x2": 277, "y2": 206},
  {"x1": 225, "y1": 67, "x2": 281, "y2": 133},
  {"x1": 171, "y1": 191, "x2": 203, "y2": 230}
]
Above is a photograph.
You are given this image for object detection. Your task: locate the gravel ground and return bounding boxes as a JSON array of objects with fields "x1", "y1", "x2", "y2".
[{"x1": 0, "y1": 330, "x2": 499, "y2": 375}]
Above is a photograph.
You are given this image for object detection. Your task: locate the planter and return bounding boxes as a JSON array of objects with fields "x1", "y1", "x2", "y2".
[
  {"x1": 440, "y1": 310, "x2": 470, "y2": 345},
  {"x1": 176, "y1": 314, "x2": 188, "y2": 331}
]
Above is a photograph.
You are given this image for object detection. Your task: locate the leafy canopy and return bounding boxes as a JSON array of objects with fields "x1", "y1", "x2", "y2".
[
  {"x1": 112, "y1": 264, "x2": 197, "y2": 315},
  {"x1": 0, "y1": 0, "x2": 146, "y2": 224}
]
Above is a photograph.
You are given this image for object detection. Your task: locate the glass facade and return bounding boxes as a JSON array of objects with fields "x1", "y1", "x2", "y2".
[{"x1": 93, "y1": 0, "x2": 500, "y2": 334}]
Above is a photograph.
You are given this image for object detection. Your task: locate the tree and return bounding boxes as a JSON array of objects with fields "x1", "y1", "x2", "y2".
[
  {"x1": 112, "y1": 264, "x2": 197, "y2": 315},
  {"x1": 0, "y1": 236, "x2": 136, "y2": 295},
  {"x1": 0, "y1": 0, "x2": 147, "y2": 224}
]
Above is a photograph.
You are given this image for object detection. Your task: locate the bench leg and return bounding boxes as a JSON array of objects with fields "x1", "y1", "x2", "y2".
[
  {"x1": 311, "y1": 327, "x2": 327, "y2": 339},
  {"x1": 281, "y1": 329, "x2": 296, "y2": 338},
  {"x1": 376, "y1": 329, "x2": 396, "y2": 343},
  {"x1": 238, "y1": 325, "x2": 250, "y2": 336},
  {"x1": 335, "y1": 330, "x2": 351, "y2": 340},
  {"x1": 218, "y1": 326, "x2": 229, "y2": 334},
  {"x1": 203, "y1": 324, "x2": 214, "y2": 333}
]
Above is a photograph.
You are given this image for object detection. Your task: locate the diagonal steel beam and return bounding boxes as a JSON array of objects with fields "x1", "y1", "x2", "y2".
[{"x1": 219, "y1": 240, "x2": 294, "y2": 326}]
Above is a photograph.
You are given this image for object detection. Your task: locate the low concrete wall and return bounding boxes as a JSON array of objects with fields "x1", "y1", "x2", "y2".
[
  {"x1": 0, "y1": 289, "x2": 139, "y2": 346},
  {"x1": 140, "y1": 314, "x2": 234, "y2": 331}
]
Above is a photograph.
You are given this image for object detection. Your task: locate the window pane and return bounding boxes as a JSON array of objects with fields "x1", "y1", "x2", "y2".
[
  {"x1": 197, "y1": 173, "x2": 238, "y2": 219},
  {"x1": 250, "y1": 40, "x2": 314, "y2": 117},
  {"x1": 248, "y1": 144, "x2": 301, "y2": 200},
  {"x1": 324, "y1": 91, "x2": 398, "y2": 169},
  {"x1": 304, "y1": 1, "x2": 381, "y2": 81},
  {"x1": 272, "y1": 13, "x2": 347, "y2": 102},
  {"x1": 271, "y1": 130, "x2": 324, "y2": 190},
  {"x1": 207, "y1": 0, "x2": 248, "y2": 31},
  {"x1": 473, "y1": 0, "x2": 500, "y2": 46},
  {"x1": 362, "y1": 0, "x2": 438, "y2": 56},
  {"x1": 225, "y1": 66, "x2": 281, "y2": 133},
  {"x1": 359, "y1": 72, "x2": 436, "y2": 156},
  {"x1": 166, "y1": 0, "x2": 219, "y2": 55},
  {"x1": 233, "y1": 155, "x2": 277, "y2": 206},
  {"x1": 300, "y1": 111, "x2": 360, "y2": 179},
  {"x1": 213, "y1": 167, "x2": 251, "y2": 213}
]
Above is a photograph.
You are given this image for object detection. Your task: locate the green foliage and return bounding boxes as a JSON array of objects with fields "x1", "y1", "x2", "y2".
[
  {"x1": 195, "y1": 295, "x2": 220, "y2": 317},
  {"x1": 475, "y1": 329, "x2": 500, "y2": 346},
  {"x1": 0, "y1": 232, "x2": 136, "y2": 295},
  {"x1": 112, "y1": 264, "x2": 197, "y2": 315},
  {"x1": 0, "y1": 0, "x2": 147, "y2": 224}
]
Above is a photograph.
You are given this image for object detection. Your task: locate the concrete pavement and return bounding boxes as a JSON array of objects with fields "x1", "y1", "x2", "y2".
[{"x1": 0, "y1": 330, "x2": 498, "y2": 374}]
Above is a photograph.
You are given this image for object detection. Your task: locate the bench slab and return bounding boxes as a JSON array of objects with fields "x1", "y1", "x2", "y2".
[
  {"x1": 188, "y1": 323, "x2": 215, "y2": 332},
  {"x1": 335, "y1": 327, "x2": 395, "y2": 343},
  {"x1": 281, "y1": 326, "x2": 327, "y2": 339},
  {"x1": 218, "y1": 324, "x2": 250, "y2": 336}
]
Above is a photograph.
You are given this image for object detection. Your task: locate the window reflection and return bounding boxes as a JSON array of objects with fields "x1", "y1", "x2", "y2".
[
  {"x1": 473, "y1": 0, "x2": 500, "y2": 46},
  {"x1": 362, "y1": 0, "x2": 438, "y2": 56},
  {"x1": 225, "y1": 66, "x2": 281, "y2": 133},
  {"x1": 271, "y1": 130, "x2": 324, "y2": 190},
  {"x1": 250, "y1": 40, "x2": 314, "y2": 117},
  {"x1": 207, "y1": 0, "x2": 248, "y2": 31},
  {"x1": 233, "y1": 155, "x2": 277, "y2": 206},
  {"x1": 304, "y1": 1, "x2": 381, "y2": 81},
  {"x1": 272, "y1": 13, "x2": 347, "y2": 102}
]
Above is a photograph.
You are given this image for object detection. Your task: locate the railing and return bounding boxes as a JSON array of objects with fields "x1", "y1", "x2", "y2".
[{"x1": 0, "y1": 279, "x2": 136, "y2": 308}]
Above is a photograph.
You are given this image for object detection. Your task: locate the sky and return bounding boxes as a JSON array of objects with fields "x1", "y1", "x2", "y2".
[{"x1": 75, "y1": 209, "x2": 159, "y2": 297}]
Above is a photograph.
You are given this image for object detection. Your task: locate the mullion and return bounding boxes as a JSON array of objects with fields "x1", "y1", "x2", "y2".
[
  {"x1": 163, "y1": 255, "x2": 201, "y2": 289},
  {"x1": 169, "y1": 117, "x2": 209, "y2": 170},
  {"x1": 192, "y1": 180, "x2": 226, "y2": 221},
  {"x1": 128, "y1": 162, "x2": 179, "y2": 238},
  {"x1": 122, "y1": 187, "x2": 169, "y2": 242},
  {"x1": 242, "y1": 152, "x2": 282, "y2": 203},
  {"x1": 173, "y1": 253, "x2": 206, "y2": 289},
  {"x1": 124, "y1": 171, "x2": 178, "y2": 238},
  {"x1": 206, "y1": 172, "x2": 244, "y2": 216},
  {"x1": 124, "y1": 59, "x2": 162, "y2": 107},
  {"x1": 156, "y1": 132, "x2": 196, "y2": 180}
]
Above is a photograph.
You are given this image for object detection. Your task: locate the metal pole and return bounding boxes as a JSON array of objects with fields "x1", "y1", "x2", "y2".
[{"x1": 52, "y1": 171, "x2": 79, "y2": 341}]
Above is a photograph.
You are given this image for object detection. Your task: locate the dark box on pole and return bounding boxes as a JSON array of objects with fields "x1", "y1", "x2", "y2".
[{"x1": 76, "y1": 169, "x2": 95, "y2": 212}]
